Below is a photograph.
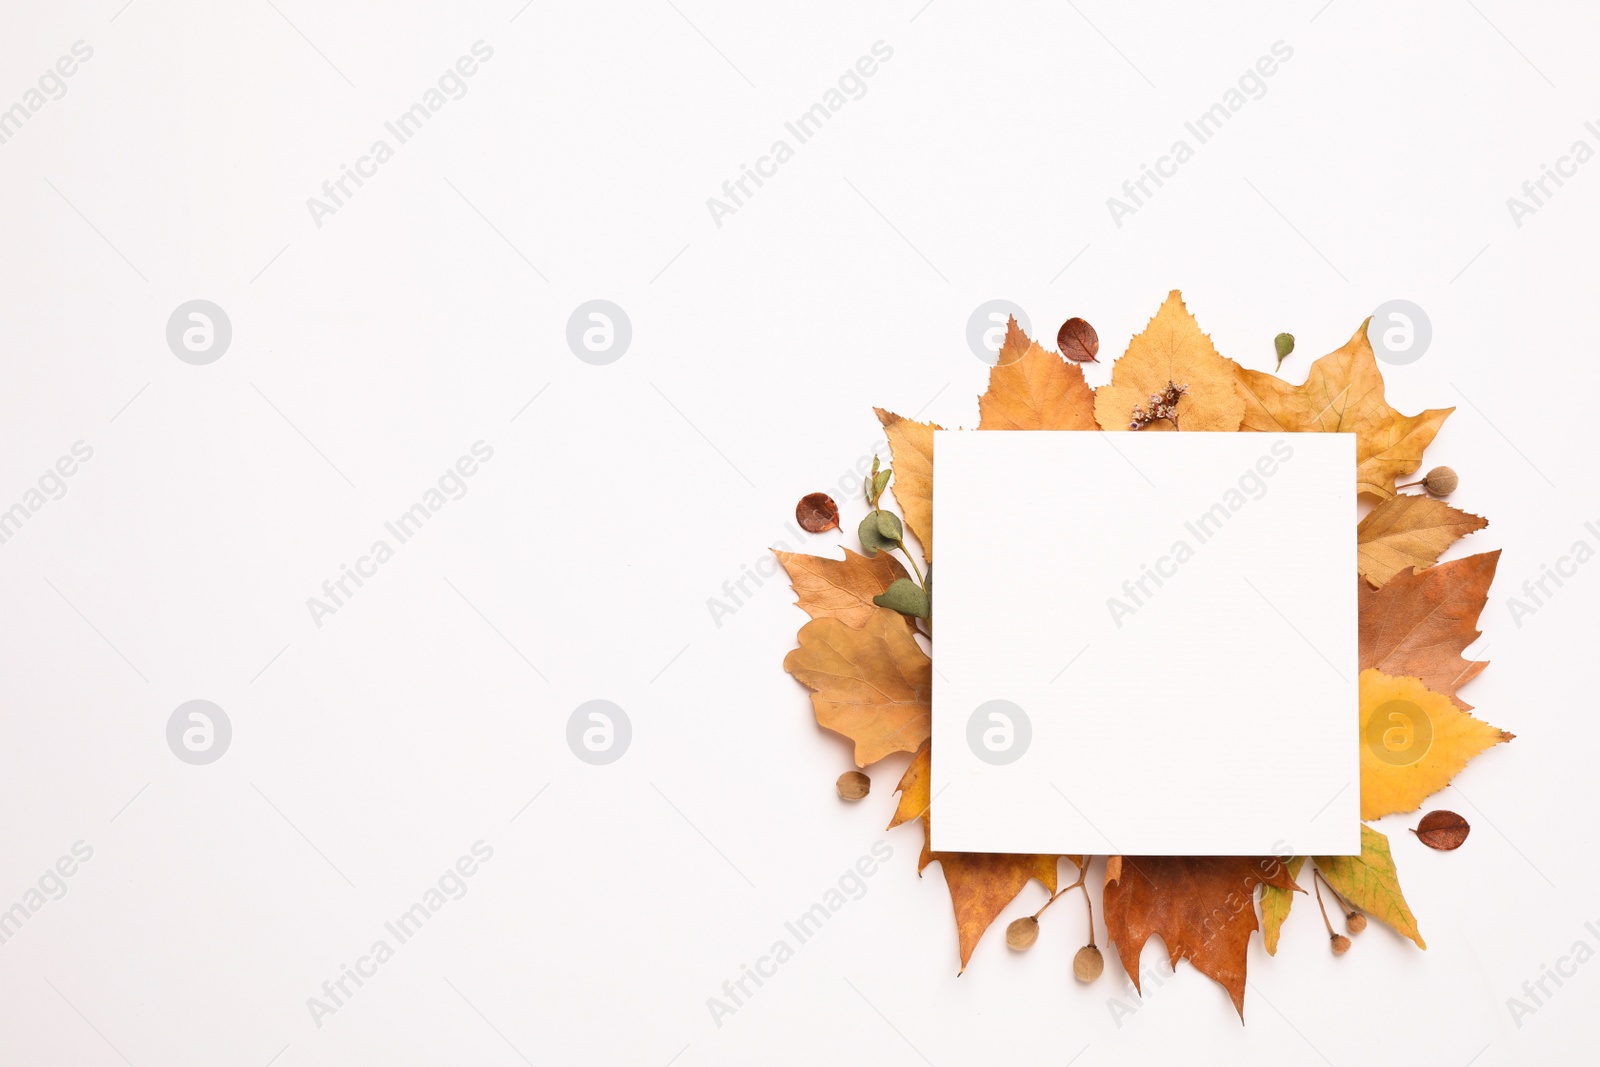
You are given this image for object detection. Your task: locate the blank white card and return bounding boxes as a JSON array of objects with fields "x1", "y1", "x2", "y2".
[{"x1": 931, "y1": 430, "x2": 1359, "y2": 856}]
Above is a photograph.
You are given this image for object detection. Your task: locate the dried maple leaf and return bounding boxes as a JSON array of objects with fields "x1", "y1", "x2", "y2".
[
  {"x1": 1359, "y1": 550, "x2": 1499, "y2": 708},
  {"x1": 1093, "y1": 290, "x2": 1245, "y2": 433},
  {"x1": 1314, "y1": 825, "x2": 1426, "y2": 949},
  {"x1": 976, "y1": 318, "x2": 1097, "y2": 431},
  {"x1": 874, "y1": 408, "x2": 938, "y2": 563},
  {"x1": 1260, "y1": 855, "x2": 1305, "y2": 956},
  {"x1": 773, "y1": 548, "x2": 909, "y2": 629},
  {"x1": 1232, "y1": 321, "x2": 1453, "y2": 499},
  {"x1": 1104, "y1": 855, "x2": 1298, "y2": 1018},
  {"x1": 887, "y1": 743, "x2": 1058, "y2": 972},
  {"x1": 1357, "y1": 495, "x2": 1488, "y2": 587},
  {"x1": 1359, "y1": 669, "x2": 1512, "y2": 820},
  {"x1": 783, "y1": 609, "x2": 931, "y2": 767}
]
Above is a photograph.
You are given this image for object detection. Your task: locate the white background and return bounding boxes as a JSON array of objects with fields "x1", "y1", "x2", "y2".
[{"x1": 0, "y1": 1, "x2": 1595, "y2": 1064}]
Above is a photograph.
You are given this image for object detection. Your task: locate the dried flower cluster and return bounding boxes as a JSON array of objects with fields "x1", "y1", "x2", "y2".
[{"x1": 1128, "y1": 381, "x2": 1188, "y2": 430}]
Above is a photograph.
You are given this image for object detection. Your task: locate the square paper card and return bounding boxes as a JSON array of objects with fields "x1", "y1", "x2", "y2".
[{"x1": 932, "y1": 430, "x2": 1359, "y2": 857}]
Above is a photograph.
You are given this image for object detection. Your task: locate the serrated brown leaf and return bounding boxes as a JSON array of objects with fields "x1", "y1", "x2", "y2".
[
  {"x1": 977, "y1": 318, "x2": 1097, "y2": 431},
  {"x1": 783, "y1": 609, "x2": 930, "y2": 767},
  {"x1": 1412, "y1": 810, "x2": 1471, "y2": 850},
  {"x1": 1233, "y1": 321, "x2": 1453, "y2": 499},
  {"x1": 1094, "y1": 290, "x2": 1245, "y2": 433},
  {"x1": 773, "y1": 548, "x2": 909, "y2": 629},
  {"x1": 1359, "y1": 550, "x2": 1499, "y2": 708},
  {"x1": 1357, "y1": 494, "x2": 1488, "y2": 587},
  {"x1": 874, "y1": 408, "x2": 939, "y2": 563},
  {"x1": 1057, "y1": 317, "x2": 1100, "y2": 363},
  {"x1": 795, "y1": 492, "x2": 840, "y2": 533},
  {"x1": 887, "y1": 743, "x2": 1058, "y2": 972},
  {"x1": 1103, "y1": 855, "x2": 1298, "y2": 1018}
]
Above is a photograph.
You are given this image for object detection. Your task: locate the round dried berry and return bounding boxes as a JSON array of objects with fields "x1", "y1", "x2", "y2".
[
  {"x1": 836, "y1": 771, "x2": 870, "y2": 801},
  {"x1": 1330, "y1": 934, "x2": 1352, "y2": 956},
  {"x1": 1345, "y1": 911, "x2": 1368, "y2": 935},
  {"x1": 1073, "y1": 944, "x2": 1104, "y2": 982},
  {"x1": 1005, "y1": 916, "x2": 1039, "y2": 951},
  {"x1": 1424, "y1": 466, "x2": 1458, "y2": 495}
]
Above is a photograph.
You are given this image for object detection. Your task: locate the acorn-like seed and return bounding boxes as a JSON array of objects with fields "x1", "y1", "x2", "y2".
[
  {"x1": 1331, "y1": 934, "x2": 1352, "y2": 956},
  {"x1": 836, "y1": 771, "x2": 870, "y2": 801},
  {"x1": 1425, "y1": 466, "x2": 1458, "y2": 495},
  {"x1": 1006, "y1": 916, "x2": 1039, "y2": 951},
  {"x1": 1346, "y1": 911, "x2": 1367, "y2": 935},
  {"x1": 1073, "y1": 944, "x2": 1104, "y2": 982}
]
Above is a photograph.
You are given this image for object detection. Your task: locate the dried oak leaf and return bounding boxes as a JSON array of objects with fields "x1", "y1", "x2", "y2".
[
  {"x1": 1232, "y1": 321, "x2": 1453, "y2": 499},
  {"x1": 888, "y1": 742, "x2": 1058, "y2": 972},
  {"x1": 773, "y1": 548, "x2": 910, "y2": 629},
  {"x1": 1103, "y1": 855, "x2": 1298, "y2": 1019},
  {"x1": 795, "y1": 492, "x2": 841, "y2": 533},
  {"x1": 1057, "y1": 316, "x2": 1100, "y2": 363},
  {"x1": 1359, "y1": 549, "x2": 1499, "y2": 709},
  {"x1": 1357, "y1": 495, "x2": 1488, "y2": 587},
  {"x1": 783, "y1": 609, "x2": 930, "y2": 767},
  {"x1": 1412, "y1": 809, "x2": 1471, "y2": 850},
  {"x1": 873, "y1": 408, "x2": 938, "y2": 564},
  {"x1": 977, "y1": 317, "x2": 1097, "y2": 431},
  {"x1": 1359, "y1": 669, "x2": 1512, "y2": 820},
  {"x1": 1260, "y1": 855, "x2": 1305, "y2": 956},
  {"x1": 1093, "y1": 290, "x2": 1246, "y2": 433},
  {"x1": 1314, "y1": 825, "x2": 1426, "y2": 948}
]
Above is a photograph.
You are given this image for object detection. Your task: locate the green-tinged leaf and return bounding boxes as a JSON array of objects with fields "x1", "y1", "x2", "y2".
[
  {"x1": 873, "y1": 577, "x2": 930, "y2": 619},
  {"x1": 870, "y1": 468, "x2": 893, "y2": 506},
  {"x1": 1261, "y1": 856, "x2": 1305, "y2": 956},
  {"x1": 858, "y1": 511, "x2": 893, "y2": 556},
  {"x1": 1314, "y1": 825, "x2": 1425, "y2": 949},
  {"x1": 875, "y1": 509, "x2": 905, "y2": 544}
]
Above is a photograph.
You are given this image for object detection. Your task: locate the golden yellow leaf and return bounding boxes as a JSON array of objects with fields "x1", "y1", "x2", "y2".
[
  {"x1": 1357, "y1": 495, "x2": 1488, "y2": 587},
  {"x1": 1093, "y1": 290, "x2": 1245, "y2": 433},
  {"x1": 773, "y1": 547, "x2": 909, "y2": 629},
  {"x1": 1260, "y1": 855, "x2": 1305, "y2": 956},
  {"x1": 1315, "y1": 825, "x2": 1425, "y2": 949},
  {"x1": 887, "y1": 739, "x2": 930, "y2": 830},
  {"x1": 1233, "y1": 322, "x2": 1453, "y2": 499},
  {"x1": 874, "y1": 408, "x2": 939, "y2": 563},
  {"x1": 1359, "y1": 669, "x2": 1512, "y2": 820},
  {"x1": 783, "y1": 609, "x2": 930, "y2": 767},
  {"x1": 977, "y1": 318, "x2": 1097, "y2": 431}
]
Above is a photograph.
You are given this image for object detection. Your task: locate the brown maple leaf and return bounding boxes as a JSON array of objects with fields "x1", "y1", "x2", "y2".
[
  {"x1": 773, "y1": 548, "x2": 910, "y2": 629},
  {"x1": 783, "y1": 609, "x2": 930, "y2": 766},
  {"x1": 977, "y1": 317, "x2": 1097, "y2": 431},
  {"x1": 1103, "y1": 855, "x2": 1299, "y2": 1019},
  {"x1": 874, "y1": 408, "x2": 938, "y2": 563},
  {"x1": 1233, "y1": 321, "x2": 1453, "y2": 499},
  {"x1": 1359, "y1": 550, "x2": 1498, "y2": 708},
  {"x1": 888, "y1": 742, "x2": 1058, "y2": 972}
]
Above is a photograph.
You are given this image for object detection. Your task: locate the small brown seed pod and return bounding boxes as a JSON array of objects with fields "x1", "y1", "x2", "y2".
[
  {"x1": 1073, "y1": 944, "x2": 1104, "y2": 982},
  {"x1": 836, "y1": 771, "x2": 870, "y2": 801},
  {"x1": 1345, "y1": 911, "x2": 1367, "y2": 935},
  {"x1": 1330, "y1": 934, "x2": 1352, "y2": 956},
  {"x1": 1005, "y1": 916, "x2": 1039, "y2": 951},
  {"x1": 1401, "y1": 466, "x2": 1458, "y2": 495}
]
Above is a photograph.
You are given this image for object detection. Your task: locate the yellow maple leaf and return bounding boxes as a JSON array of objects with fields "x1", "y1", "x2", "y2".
[
  {"x1": 1233, "y1": 322, "x2": 1453, "y2": 499},
  {"x1": 874, "y1": 408, "x2": 938, "y2": 563},
  {"x1": 783, "y1": 609, "x2": 930, "y2": 767},
  {"x1": 1359, "y1": 669, "x2": 1512, "y2": 820},
  {"x1": 1357, "y1": 495, "x2": 1488, "y2": 587},
  {"x1": 977, "y1": 318, "x2": 1097, "y2": 431},
  {"x1": 1093, "y1": 290, "x2": 1245, "y2": 433}
]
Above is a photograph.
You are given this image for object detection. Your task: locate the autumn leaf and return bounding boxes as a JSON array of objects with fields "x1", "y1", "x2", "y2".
[
  {"x1": 874, "y1": 408, "x2": 938, "y2": 563},
  {"x1": 1057, "y1": 317, "x2": 1099, "y2": 363},
  {"x1": 887, "y1": 742, "x2": 1058, "y2": 972},
  {"x1": 1103, "y1": 855, "x2": 1298, "y2": 1018},
  {"x1": 1412, "y1": 810, "x2": 1471, "y2": 851},
  {"x1": 1314, "y1": 825, "x2": 1426, "y2": 949},
  {"x1": 1260, "y1": 855, "x2": 1305, "y2": 956},
  {"x1": 783, "y1": 609, "x2": 931, "y2": 767},
  {"x1": 1357, "y1": 495, "x2": 1488, "y2": 587},
  {"x1": 1094, "y1": 290, "x2": 1246, "y2": 433},
  {"x1": 1359, "y1": 550, "x2": 1499, "y2": 708},
  {"x1": 1359, "y1": 669, "x2": 1512, "y2": 820},
  {"x1": 976, "y1": 318, "x2": 1097, "y2": 431},
  {"x1": 1233, "y1": 321, "x2": 1453, "y2": 499},
  {"x1": 773, "y1": 547, "x2": 909, "y2": 629},
  {"x1": 795, "y1": 492, "x2": 840, "y2": 533}
]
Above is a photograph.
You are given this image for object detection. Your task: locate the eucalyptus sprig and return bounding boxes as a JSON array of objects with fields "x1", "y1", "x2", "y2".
[{"x1": 860, "y1": 457, "x2": 931, "y2": 630}]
